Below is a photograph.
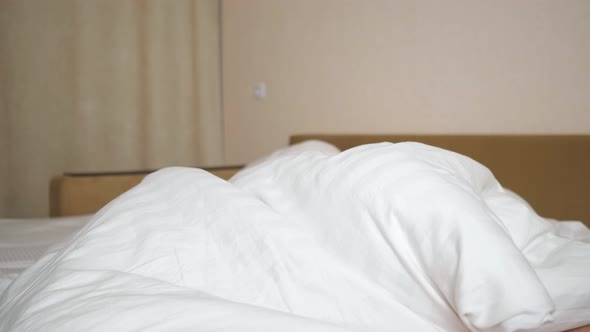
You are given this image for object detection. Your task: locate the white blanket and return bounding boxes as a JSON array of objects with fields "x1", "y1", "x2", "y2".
[
  {"x1": 1, "y1": 141, "x2": 589, "y2": 331},
  {"x1": 0, "y1": 215, "x2": 91, "y2": 294}
]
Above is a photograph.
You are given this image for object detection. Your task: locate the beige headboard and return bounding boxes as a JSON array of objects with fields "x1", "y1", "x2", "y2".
[
  {"x1": 50, "y1": 135, "x2": 590, "y2": 226},
  {"x1": 291, "y1": 134, "x2": 590, "y2": 225},
  {"x1": 50, "y1": 166, "x2": 242, "y2": 217}
]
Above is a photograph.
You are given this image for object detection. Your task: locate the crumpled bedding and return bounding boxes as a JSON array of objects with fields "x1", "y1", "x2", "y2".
[
  {"x1": 0, "y1": 141, "x2": 589, "y2": 331},
  {"x1": 0, "y1": 215, "x2": 91, "y2": 294}
]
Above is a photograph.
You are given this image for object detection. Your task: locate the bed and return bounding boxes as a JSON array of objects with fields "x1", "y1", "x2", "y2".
[
  {"x1": 1, "y1": 134, "x2": 589, "y2": 332},
  {"x1": 291, "y1": 134, "x2": 590, "y2": 226},
  {"x1": 0, "y1": 167, "x2": 244, "y2": 295},
  {"x1": 48, "y1": 134, "x2": 590, "y2": 225},
  {"x1": 49, "y1": 165, "x2": 244, "y2": 217}
]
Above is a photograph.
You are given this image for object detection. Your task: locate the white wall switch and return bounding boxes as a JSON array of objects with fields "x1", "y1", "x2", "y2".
[{"x1": 254, "y1": 82, "x2": 266, "y2": 100}]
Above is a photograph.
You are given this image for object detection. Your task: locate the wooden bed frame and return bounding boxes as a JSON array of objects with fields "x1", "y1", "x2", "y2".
[
  {"x1": 49, "y1": 166, "x2": 243, "y2": 217},
  {"x1": 291, "y1": 135, "x2": 590, "y2": 225},
  {"x1": 50, "y1": 134, "x2": 590, "y2": 227}
]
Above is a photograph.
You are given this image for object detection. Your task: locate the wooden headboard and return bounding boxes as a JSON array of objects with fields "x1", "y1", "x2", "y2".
[
  {"x1": 50, "y1": 166, "x2": 243, "y2": 217},
  {"x1": 50, "y1": 135, "x2": 590, "y2": 226},
  {"x1": 291, "y1": 134, "x2": 590, "y2": 225}
]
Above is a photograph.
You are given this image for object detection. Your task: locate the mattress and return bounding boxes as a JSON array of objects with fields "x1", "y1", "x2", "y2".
[{"x1": 0, "y1": 215, "x2": 91, "y2": 294}]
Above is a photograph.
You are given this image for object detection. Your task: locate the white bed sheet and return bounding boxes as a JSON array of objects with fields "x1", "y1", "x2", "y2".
[
  {"x1": 1, "y1": 141, "x2": 589, "y2": 331},
  {"x1": 0, "y1": 215, "x2": 91, "y2": 294}
]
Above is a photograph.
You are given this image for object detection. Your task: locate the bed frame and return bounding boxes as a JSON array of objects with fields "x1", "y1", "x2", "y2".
[
  {"x1": 50, "y1": 135, "x2": 590, "y2": 226},
  {"x1": 291, "y1": 134, "x2": 590, "y2": 225},
  {"x1": 49, "y1": 166, "x2": 243, "y2": 217}
]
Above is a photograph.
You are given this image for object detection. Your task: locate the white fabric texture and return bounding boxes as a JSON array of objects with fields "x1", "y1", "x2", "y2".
[
  {"x1": 0, "y1": 215, "x2": 91, "y2": 294},
  {"x1": 0, "y1": 141, "x2": 589, "y2": 331}
]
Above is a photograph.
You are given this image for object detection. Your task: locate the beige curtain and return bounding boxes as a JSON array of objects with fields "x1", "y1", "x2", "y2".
[{"x1": 0, "y1": 0, "x2": 223, "y2": 217}]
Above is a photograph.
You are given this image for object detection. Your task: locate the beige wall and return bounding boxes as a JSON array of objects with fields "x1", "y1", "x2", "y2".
[
  {"x1": 222, "y1": 0, "x2": 590, "y2": 164},
  {"x1": 0, "y1": 0, "x2": 222, "y2": 217}
]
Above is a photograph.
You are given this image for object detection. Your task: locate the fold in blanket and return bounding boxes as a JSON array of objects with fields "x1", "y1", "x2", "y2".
[{"x1": 1, "y1": 141, "x2": 589, "y2": 331}]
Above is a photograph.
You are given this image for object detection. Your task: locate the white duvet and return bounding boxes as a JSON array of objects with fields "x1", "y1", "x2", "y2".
[
  {"x1": 0, "y1": 215, "x2": 91, "y2": 294},
  {"x1": 1, "y1": 141, "x2": 589, "y2": 331}
]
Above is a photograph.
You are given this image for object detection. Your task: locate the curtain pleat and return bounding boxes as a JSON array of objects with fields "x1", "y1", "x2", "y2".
[{"x1": 0, "y1": 0, "x2": 223, "y2": 217}]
